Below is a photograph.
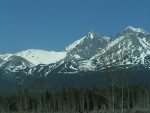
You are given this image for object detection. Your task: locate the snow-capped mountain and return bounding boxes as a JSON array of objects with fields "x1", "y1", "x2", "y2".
[
  {"x1": 64, "y1": 30, "x2": 111, "y2": 61},
  {"x1": 0, "y1": 26, "x2": 150, "y2": 77},
  {"x1": 0, "y1": 26, "x2": 150, "y2": 92},
  {"x1": 0, "y1": 49, "x2": 67, "y2": 74},
  {"x1": 0, "y1": 55, "x2": 33, "y2": 76},
  {"x1": 1, "y1": 26, "x2": 150, "y2": 93},
  {"x1": 0, "y1": 49, "x2": 67, "y2": 66},
  {"x1": 91, "y1": 26, "x2": 150, "y2": 69}
]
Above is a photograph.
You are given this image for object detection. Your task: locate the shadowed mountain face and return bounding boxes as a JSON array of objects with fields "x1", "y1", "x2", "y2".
[
  {"x1": 0, "y1": 26, "x2": 150, "y2": 92},
  {"x1": 0, "y1": 56, "x2": 33, "y2": 72}
]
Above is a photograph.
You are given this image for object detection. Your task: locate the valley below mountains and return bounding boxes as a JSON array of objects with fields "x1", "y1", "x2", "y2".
[{"x1": 0, "y1": 26, "x2": 150, "y2": 93}]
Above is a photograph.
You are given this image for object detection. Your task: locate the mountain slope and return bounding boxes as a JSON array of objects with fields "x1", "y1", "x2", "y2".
[
  {"x1": 91, "y1": 26, "x2": 150, "y2": 69},
  {"x1": 0, "y1": 26, "x2": 150, "y2": 77},
  {"x1": 1, "y1": 26, "x2": 150, "y2": 93},
  {"x1": 64, "y1": 30, "x2": 111, "y2": 61},
  {"x1": 0, "y1": 55, "x2": 33, "y2": 76}
]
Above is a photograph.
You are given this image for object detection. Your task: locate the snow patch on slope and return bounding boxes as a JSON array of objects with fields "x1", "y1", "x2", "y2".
[
  {"x1": 126, "y1": 26, "x2": 149, "y2": 34},
  {"x1": 74, "y1": 54, "x2": 81, "y2": 59},
  {"x1": 138, "y1": 38, "x2": 150, "y2": 50},
  {"x1": 17, "y1": 49, "x2": 67, "y2": 65},
  {"x1": 91, "y1": 36, "x2": 124, "y2": 60},
  {"x1": 65, "y1": 36, "x2": 86, "y2": 51},
  {"x1": 106, "y1": 36, "x2": 124, "y2": 50},
  {"x1": 0, "y1": 54, "x2": 12, "y2": 61},
  {"x1": 79, "y1": 60, "x2": 95, "y2": 70},
  {"x1": 138, "y1": 37, "x2": 150, "y2": 57},
  {"x1": 103, "y1": 36, "x2": 111, "y2": 42}
]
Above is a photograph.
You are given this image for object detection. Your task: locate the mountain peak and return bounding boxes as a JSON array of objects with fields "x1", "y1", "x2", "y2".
[
  {"x1": 88, "y1": 30, "x2": 100, "y2": 39},
  {"x1": 125, "y1": 26, "x2": 149, "y2": 34},
  {"x1": 88, "y1": 30, "x2": 96, "y2": 34}
]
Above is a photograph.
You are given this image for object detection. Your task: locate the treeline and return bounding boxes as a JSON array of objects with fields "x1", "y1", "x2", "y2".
[{"x1": 0, "y1": 85, "x2": 150, "y2": 113}]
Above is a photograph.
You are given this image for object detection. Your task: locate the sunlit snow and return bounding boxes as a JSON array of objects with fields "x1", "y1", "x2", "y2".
[
  {"x1": 65, "y1": 36, "x2": 86, "y2": 51},
  {"x1": 17, "y1": 49, "x2": 67, "y2": 65}
]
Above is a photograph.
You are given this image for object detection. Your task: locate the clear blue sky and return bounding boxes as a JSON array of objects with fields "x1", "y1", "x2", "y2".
[{"x1": 0, "y1": 0, "x2": 150, "y2": 53}]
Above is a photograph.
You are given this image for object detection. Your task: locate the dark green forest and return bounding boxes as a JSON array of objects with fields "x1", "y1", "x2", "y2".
[
  {"x1": 1, "y1": 65, "x2": 150, "y2": 113},
  {"x1": 0, "y1": 84, "x2": 150, "y2": 113}
]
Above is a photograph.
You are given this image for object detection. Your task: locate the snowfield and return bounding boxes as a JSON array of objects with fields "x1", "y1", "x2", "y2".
[
  {"x1": 17, "y1": 49, "x2": 67, "y2": 65},
  {"x1": 0, "y1": 49, "x2": 67, "y2": 66}
]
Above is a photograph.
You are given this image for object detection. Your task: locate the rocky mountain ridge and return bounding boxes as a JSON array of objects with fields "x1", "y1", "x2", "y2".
[{"x1": 0, "y1": 26, "x2": 150, "y2": 77}]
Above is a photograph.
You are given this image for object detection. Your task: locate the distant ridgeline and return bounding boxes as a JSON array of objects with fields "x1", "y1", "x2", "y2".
[{"x1": 0, "y1": 26, "x2": 150, "y2": 93}]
